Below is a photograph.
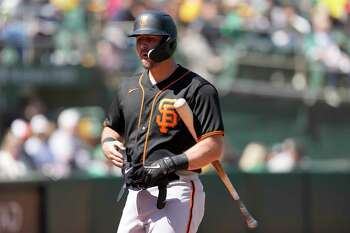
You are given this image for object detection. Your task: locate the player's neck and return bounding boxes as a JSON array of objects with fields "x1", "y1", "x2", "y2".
[{"x1": 148, "y1": 59, "x2": 178, "y2": 84}]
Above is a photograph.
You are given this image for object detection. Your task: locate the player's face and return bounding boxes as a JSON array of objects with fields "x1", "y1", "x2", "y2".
[{"x1": 136, "y1": 35, "x2": 162, "y2": 69}]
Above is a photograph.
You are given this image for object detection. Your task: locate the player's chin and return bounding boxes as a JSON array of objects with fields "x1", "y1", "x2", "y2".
[{"x1": 141, "y1": 59, "x2": 154, "y2": 69}]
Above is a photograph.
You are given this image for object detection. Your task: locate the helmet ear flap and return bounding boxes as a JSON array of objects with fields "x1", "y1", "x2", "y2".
[
  {"x1": 168, "y1": 38, "x2": 177, "y2": 51},
  {"x1": 148, "y1": 37, "x2": 177, "y2": 62}
]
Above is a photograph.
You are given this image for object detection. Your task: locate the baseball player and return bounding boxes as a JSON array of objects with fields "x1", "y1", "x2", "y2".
[{"x1": 101, "y1": 10, "x2": 225, "y2": 233}]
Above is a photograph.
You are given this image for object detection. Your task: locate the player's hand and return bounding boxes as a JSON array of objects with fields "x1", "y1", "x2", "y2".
[
  {"x1": 126, "y1": 150, "x2": 189, "y2": 188},
  {"x1": 125, "y1": 163, "x2": 147, "y2": 189},
  {"x1": 142, "y1": 152, "x2": 189, "y2": 187},
  {"x1": 102, "y1": 140, "x2": 125, "y2": 168},
  {"x1": 143, "y1": 157, "x2": 177, "y2": 186},
  {"x1": 126, "y1": 158, "x2": 172, "y2": 189}
]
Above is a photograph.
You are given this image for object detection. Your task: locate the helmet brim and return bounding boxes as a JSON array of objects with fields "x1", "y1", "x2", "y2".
[{"x1": 128, "y1": 28, "x2": 170, "y2": 37}]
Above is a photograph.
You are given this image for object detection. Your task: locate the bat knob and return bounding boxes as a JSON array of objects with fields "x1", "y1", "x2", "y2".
[{"x1": 247, "y1": 219, "x2": 258, "y2": 229}]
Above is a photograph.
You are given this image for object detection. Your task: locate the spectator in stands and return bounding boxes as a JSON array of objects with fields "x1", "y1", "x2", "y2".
[
  {"x1": 24, "y1": 114, "x2": 55, "y2": 172},
  {"x1": 178, "y1": 0, "x2": 202, "y2": 25},
  {"x1": 23, "y1": 95, "x2": 47, "y2": 121},
  {"x1": 266, "y1": 138, "x2": 303, "y2": 173},
  {"x1": 0, "y1": 11, "x2": 30, "y2": 65},
  {"x1": 48, "y1": 108, "x2": 91, "y2": 177},
  {"x1": 32, "y1": 3, "x2": 60, "y2": 65},
  {"x1": 270, "y1": 3, "x2": 311, "y2": 54},
  {"x1": 239, "y1": 142, "x2": 268, "y2": 173},
  {"x1": 193, "y1": 0, "x2": 222, "y2": 50},
  {"x1": 162, "y1": 0, "x2": 182, "y2": 21},
  {"x1": 0, "y1": 119, "x2": 32, "y2": 179},
  {"x1": 105, "y1": 0, "x2": 123, "y2": 20},
  {"x1": 178, "y1": 0, "x2": 224, "y2": 83},
  {"x1": 111, "y1": 0, "x2": 147, "y2": 21},
  {"x1": 304, "y1": 4, "x2": 350, "y2": 106}
]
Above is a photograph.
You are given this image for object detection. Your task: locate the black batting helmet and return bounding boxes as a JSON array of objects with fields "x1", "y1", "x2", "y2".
[{"x1": 128, "y1": 11, "x2": 177, "y2": 62}]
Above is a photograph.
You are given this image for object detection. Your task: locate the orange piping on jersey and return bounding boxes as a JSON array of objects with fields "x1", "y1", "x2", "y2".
[
  {"x1": 186, "y1": 180, "x2": 195, "y2": 233},
  {"x1": 198, "y1": 131, "x2": 224, "y2": 141},
  {"x1": 137, "y1": 74, "x2": 145, "y2": 129},
  {"x1": 141, "y1": 71, "x2": 190, "y2": 164},
  {"x1": 142, "y1": 90, "x2": 163, "y2": 163}
]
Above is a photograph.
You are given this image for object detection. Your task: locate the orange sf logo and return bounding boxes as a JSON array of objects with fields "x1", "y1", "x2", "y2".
[
  {"x1": 140, "y1": 15, "x2": 148, "y2": 27},
  {"x1": 156, "y1": 99, "x2": 178, "y2": 134}
]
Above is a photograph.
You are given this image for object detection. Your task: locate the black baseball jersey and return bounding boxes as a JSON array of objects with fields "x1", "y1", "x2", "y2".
[{"x1": 105, "y1": 65, "x2": 224, "y2": 166}]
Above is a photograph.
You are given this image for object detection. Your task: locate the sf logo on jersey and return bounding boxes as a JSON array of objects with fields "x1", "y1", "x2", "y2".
[{"x1": 156, "y1": 98, "x2": 178, "y2": 134}]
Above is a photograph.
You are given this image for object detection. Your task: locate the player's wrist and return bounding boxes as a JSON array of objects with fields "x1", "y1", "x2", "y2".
[
  {"x1": 159, "y1": 154, "x2": 188, "y2": 174},
  {"x1": 171, "y1": 153, "x2": 189, "y2": 170}
]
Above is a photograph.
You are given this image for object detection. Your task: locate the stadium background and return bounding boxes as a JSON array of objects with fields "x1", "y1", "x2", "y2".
[{"x1": 0, "y1": 0, "x2": 350, "y2": 232}]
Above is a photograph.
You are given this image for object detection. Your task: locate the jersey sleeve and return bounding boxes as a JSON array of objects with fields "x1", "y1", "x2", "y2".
[
  {"x1": 104, "y1": 90, "x2": 125, "y2": 134},
  {"x1": 190, "y1": 84, "x2": 224, "y2": 140}
]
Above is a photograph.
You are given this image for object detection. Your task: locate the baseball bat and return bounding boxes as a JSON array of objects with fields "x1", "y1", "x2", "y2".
[{"x1": 174, "y1": 98, "x2": 258, "y2": 229}]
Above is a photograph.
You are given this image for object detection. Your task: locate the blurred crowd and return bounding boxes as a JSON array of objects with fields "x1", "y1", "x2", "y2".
[
  {"x1": 0, "y1": 103, "x2": 121, "y2": 180},
  {"x1": 237, "y1": 138, "x2": 305, "y2": 173},
  {"x1": 1, "y1": 0, "x2": 350, "y2": 179},
  {"x1": 1, "y1": 0, "x2": 350, "y2": 91}
]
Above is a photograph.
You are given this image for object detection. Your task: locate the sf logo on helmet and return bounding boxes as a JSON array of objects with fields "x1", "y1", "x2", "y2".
[
  {"x1": 156, "y1": 99, "x2": 178, "y2": 134},
  {"x1": 140, "y1": 15, "x2": 148, "y2": 28}
]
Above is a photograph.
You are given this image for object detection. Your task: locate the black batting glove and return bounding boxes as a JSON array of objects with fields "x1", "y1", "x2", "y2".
[
  {"x1": 143, "y1": 153, "x2": 189, "y2": 187},
  {"x1": 125, "y1": 163, "x2": 147, "y2": 189}
]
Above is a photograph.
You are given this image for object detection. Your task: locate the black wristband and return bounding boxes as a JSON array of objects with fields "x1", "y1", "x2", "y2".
[
  {"x1": 101, "y1": 137, "x2": 116, "y2": 144},
  {"x1": 172, "y1": 153, "x2": 189, "y2": 170}
]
